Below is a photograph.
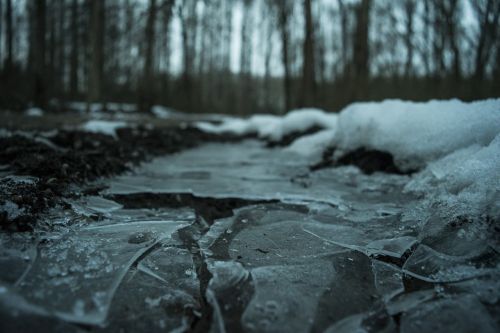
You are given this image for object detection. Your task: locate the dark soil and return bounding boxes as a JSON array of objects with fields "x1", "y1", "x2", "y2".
[
  {"x1": 0, "y1": 126, "x2": 238, "y2": 231},
  {"x1": 266, "y1": 126, "x2": 324, "y2": 148},
  {"x1": 310, "y1": 147, "x2": 414, "y2": 175}
]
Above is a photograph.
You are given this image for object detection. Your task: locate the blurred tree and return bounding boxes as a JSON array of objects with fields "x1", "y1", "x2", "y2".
[
  {"x1": 471, "y1": 0, "x2": 500, "y2": 80},
  {"x1": 87, "y1": 0, "x2": 105, "y2": 109},
  {"x1": 275, "y1": 0, "x2": 293, "y2": 114},
  {"x1": 138, "y1": 0, "x2": 157, "y2": 113},
  {"x1": 352, "y1": 0, "x2": 371, "y2": 100},
  {"x1": 70, "y1": 0, "x2": 79, "y2": 98},
  {"x1": 4, "y1": 0, "x2": 13, "y2": 72},
  {"x1": 403, "y1": 0, "x2": 416, "y2": 78},
  {"x1": 300, "y1": 0, "x2": 316, "y2": 107},
  {"x1": 33, "y1": 0, "x2": 47, "y2": 109}
]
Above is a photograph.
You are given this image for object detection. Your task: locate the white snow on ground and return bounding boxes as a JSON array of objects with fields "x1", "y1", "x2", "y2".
[
  {"x1": 404, "y1": 133, "x2": 500, "y2": 221},
  {"x1": 81, "y1": 120, "x2": 127, "y2": 137},
  {"x1": 196, "y1": 108, "x2": 338, "y2": 141},
  {"x1": 196, "y1": 98, "x2": 500, "y2": 221},
  {"x1": 285, "y1": 129, "x2": 336, "y2": 160},
  {"x1": 68, "y1": 102, "x2": 137, "y2": 113},
  {"x1": 334, "y1": 99, "x2": 500, "y2": 169},
  {"x1": 151, "y1": 105, "x2": 177, "y2": 119},
  {"x1": 25, "y1": 108, "x2": 44, "y2": 117}
]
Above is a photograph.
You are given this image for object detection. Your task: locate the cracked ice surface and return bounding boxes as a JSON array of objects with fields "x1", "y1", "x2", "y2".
[
  {"x1": 200, "y1": 203, "x2": 499, "y2": 332},
  {"x1": 0, "y1": 204, "x2": 196, "y2": 331},
  {"x1": 1, "y1": 139, "x2": 499, "y2": 331},
  {"x1": 106, "y1": 140, "x2": 412, "y2": 207}
]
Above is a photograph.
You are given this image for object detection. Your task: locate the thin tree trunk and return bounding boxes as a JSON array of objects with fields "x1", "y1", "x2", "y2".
[
  {"x1": 352, "y1": 0, "x2": 371, "y2": 100},
  {"x1": 138, "y1": 0, "x2": 157, "y2": 113},
  {"x1": 278, "y1": 2, "x2": 291, "y2": 114},
  {"x1": 300, "y1": 0, "x2": 315, "y2": 107},
  {"x1": 33, "y1": 0, "x2": 47, "y2": 109},
  {"x1": 70, "y1": 0, "x2": 79, "y2": 97},
  {"x1": 87, "y1": 0, "x2": 105, "y2": 109},
  {"x1": 57, "y1": 0, "x2": 65, "y2": 95},
  {"x1": 0, "y1": 0, "x2": 3, "y2": 68},
  {"x1": 5, "y1": 0, "x2": 13, "y2": 71},
  {"x1": 404, "y1": 0, "x2": 415, "y2": 78}
]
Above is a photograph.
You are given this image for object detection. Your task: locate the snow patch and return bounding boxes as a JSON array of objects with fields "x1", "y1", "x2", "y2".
[
  {"x1": 81, "y1": 120, "x2": 127, "y2": 137},
  {"x1": 151, "y1": 105, "x2": 177, "y2": 119},
  {"x1": 196, "y1": 108, "x2": 338, "y2": 141},
  {"x1": 285, "y1": 129, "x2": 336, "y2": 160},
  {"x1": 25, "y1": 108, "x2": 44, "y2": 117},
  {"x1": 334, "y1": 99, "x2": 500, "y2": 169}
]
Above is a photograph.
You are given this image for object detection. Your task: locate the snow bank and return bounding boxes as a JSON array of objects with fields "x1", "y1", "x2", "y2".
[
  {"x1": 334, "y1": 99, "x2": 500, "y2": 169},
  {"x1": 68, "y1": 102, "x2": 137, "y2": 113},
  {"x1": 285, "y1": 129, "x2": 336, "y2": 159},
  {"x1": 81, "y1": 120, "x2": 127, "y2": 137},
  {"x1": 404, "y1": 133, "x2": 500, "y2": 220},
  {"x1": 25, "y1": 108, "x2": 44, "y2": 117},
  {"x1": 151, "y1": 105, "x2": 178, "y2": 119},
  {"x1": 196, "y1": 109, "x2": 338, "y2": 141}
]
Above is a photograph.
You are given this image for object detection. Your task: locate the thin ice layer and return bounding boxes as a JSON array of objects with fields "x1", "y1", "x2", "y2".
[{"x1": 3, "y1": 206, "x2": 193, "y2": 326}]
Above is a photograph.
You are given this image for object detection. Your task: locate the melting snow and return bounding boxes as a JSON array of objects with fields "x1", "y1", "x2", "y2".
[{"x1": 81, "y1": 120, "x2": 127, "y2": 137}]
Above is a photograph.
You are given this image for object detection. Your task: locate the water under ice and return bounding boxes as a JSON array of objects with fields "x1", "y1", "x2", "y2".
[{"x1": 1, "y1": 140, "x2": 499, "y2": 332}]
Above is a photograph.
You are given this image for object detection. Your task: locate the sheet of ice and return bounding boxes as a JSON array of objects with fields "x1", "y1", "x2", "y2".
[
  {"x1": 334, "y1": 99, "x2": 500, "y2": 169},
  {"x1": 402, "y1": 244, "x2": 499, "y2": 283},
  {"x1": 2, "y1": 203, "x2": 194, "y2": 326},
  {"x1": 196, "y1": 108, "x2": 337, "y2": 141},
  {"x1": 400, "y1": 295, "x2": 498, "y2": 333},
  {"x1": 199, "y1": 204, "x2": 407, "y2": 332},
  {"x1": 106, "y1": 140, "x2": 412, "y2": 209},
  {"x1": 81, "y1": 120, "x2": 127, "y2": 137},
  {"x1": 102, "y1": 246, "x2": 200, "y2": 331}
]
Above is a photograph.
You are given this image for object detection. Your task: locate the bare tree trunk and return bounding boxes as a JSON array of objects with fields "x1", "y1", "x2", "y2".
[
  {"x1": 338, "y1": 0, "x2": 349, "y2": 77},
  {"x1": 352, "y1": 0, "x2": 371, "y2": 100},
  {"x1": 404, "y1": 0, "x2": 415, "y2": 78},
  {"x1": 472, "y1": 0, "x2": 500, "y2": 80},
  {"x1": 277, "y1": 1, "x2": 292, "y2": 114},
  {"x1": 87, "y1": 0, "x2": 105, "y2": 109},
  {"x1": 160, "y1": 0, "x2": 174, "y2": 106},
  {"x1": 33, "y1": 0, "x2": 47, "y2": 109},
  {"x1": 263, "y1": 2, "x2": 275, "y2": 111},
  {"x1": 422, "y1": 0, "x2": 432, "y2": 76},
  {"x1": 0, "y1": 0, "x2": 3, "y2": 69},
  {"x1": 5, "y1": 0, "x2": 13, "y2": 71},
  {"x1": 57, "y1": 0, "x2": 66, "y2": 95},
  {"x1": 138, "y1": 0, "x2": 157, "y2": 113},
  {"x1": 300, "y1": 0, "x2": 316, "y2": 107},
  {"x1": 179, "y1": 0, "x2": 199, "y2": 112},
  {"x1": 49, "y1": 0, "x2": 57, "y2": 95},
  {"x1": 70, "y1": 0, "x2": 79, "y2": 97},
  {"x1": 239, "y1": 0, "x2": 253, "y2": 114}
]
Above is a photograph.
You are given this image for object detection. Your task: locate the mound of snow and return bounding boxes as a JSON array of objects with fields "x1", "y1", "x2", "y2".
[
  {"x1": 25, "y1": 108, "x2": 44, "y2": 117},
  {"x1": 334, "y1": 99, "x2": 500, "y2": 169},
  {"x1": 196, "y1": 109, "x2": 338, "y2": 141},
  {"x1": 285, "y1": 129, "x2": 336, "y2": 160},
  {"x1": 81, "y1": 120, "x2": 127, "y2": 137},
  {"x1": 404, "y1": 133, "x2": 500, "y2": 220}
]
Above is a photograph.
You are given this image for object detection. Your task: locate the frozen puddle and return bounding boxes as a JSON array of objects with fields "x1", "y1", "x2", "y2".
[{"x1": 1, "y1": 140, "x2": 499, "y2": 332}]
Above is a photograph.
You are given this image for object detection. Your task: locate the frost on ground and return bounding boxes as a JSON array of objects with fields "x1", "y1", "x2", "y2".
[{"x1": 1, "y1": 99, "x2": 499, "y2": 332}]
